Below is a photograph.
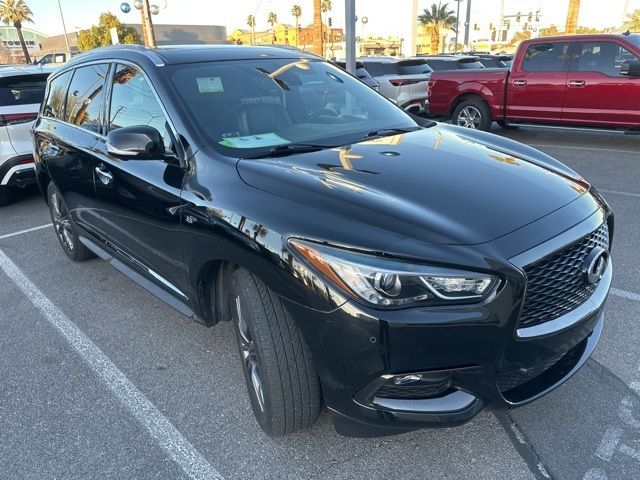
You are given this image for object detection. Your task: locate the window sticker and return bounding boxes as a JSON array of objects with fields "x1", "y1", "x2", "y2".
[
  {"x1": 219, "y1": 133, "x2": 290, "y2": 149},
  {"x1": 196, "y1": 77, "x2": 224, "y2": 93}
]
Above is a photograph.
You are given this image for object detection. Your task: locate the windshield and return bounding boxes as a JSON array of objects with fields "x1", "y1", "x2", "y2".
[{"x1": 168, "y1": 58, "x2": 417, "y2": 158}]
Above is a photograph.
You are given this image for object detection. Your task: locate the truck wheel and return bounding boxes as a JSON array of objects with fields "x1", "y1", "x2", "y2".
[
  {"x1": 230, "y1": 268, "x2": 321, "y2": 436},
  {"x1": 47, "y1": 182, "x2": 95, "y2": 262},
  {"x1": 0, "y1": 186, "x2": 9, "y2": 207},
  {"x1": 453, "y1": 99, "x2": 492, "y2": 131}
]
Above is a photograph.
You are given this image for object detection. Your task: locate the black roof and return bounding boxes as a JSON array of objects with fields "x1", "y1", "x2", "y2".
[
  {"x1": 422, "y1": 55, "x2": 480, "y2": 62},
  {"x1": 62, "y1": 44, "x2": 321, "y2": 70}
]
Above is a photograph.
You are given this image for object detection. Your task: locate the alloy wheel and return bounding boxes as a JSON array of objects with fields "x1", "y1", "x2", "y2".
[
  {"x1": 235, "y1": 296, "x2": 265, "y2": 412},
  {"x1": 456, "y1": 106, "x2": 482, "y2": 129},
  {"x1": 50, "y1": 191, "x2": 75, "y2": 252}
]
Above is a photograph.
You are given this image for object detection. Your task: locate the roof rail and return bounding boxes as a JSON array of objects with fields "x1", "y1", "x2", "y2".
[{"x1": 67, "y1": 44, "x2": 165, "y2": 67}]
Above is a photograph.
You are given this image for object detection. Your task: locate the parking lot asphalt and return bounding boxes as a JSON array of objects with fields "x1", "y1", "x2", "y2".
[{"x1": 1, "y1": 126, "x2": 639, "y2": 480}]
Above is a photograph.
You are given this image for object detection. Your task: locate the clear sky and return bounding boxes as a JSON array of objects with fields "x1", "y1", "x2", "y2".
[{"x1": 27, "y1": 0, "x2": 640, "y2": 37}]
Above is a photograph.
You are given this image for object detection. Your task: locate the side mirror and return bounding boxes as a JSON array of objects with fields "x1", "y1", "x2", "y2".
[
  {"x1": 106, "y1": 125, "x2": 165, "y2": 159},
  {"x1": 620, "y1": 60, "x2": 640, "y2": 77}
]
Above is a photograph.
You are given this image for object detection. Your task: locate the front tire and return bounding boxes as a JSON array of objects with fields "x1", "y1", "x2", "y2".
[
  {"x1": 47, "y1": 182, "x2": 95, "y2": 262},
  {"x1": 230, "y1": 268, "x2": 321, "y2": 436},
  {"x1": 452, "y1": 98, "x2": 492, "y2": 131}
]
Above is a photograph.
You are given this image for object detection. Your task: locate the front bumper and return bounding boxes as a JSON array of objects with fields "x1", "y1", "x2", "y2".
[{"x1": 282, "y1": 207, "x2": 612, "y2": 437}]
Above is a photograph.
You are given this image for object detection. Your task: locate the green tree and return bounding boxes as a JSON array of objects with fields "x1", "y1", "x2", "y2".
[
  {"x1": 0, "y1": 0, "x2": 33, "y2": 63},
  {"x1": 267, "y1": 11, "x2": 278, "y2": 44},
  {"x1": 623, "y1": 9, "x2": 640, "y2": 31},
  {"x1": 291, "y1": 5, "x2": 302, "y2": 46},
  {"x1": 247, "y1": 14, "x2": 256, "y2": 44},
  {"x1": 418, "y1": 2, "x2": 457, "y2": 54},
  {"x1": 77, "y1": 12, "x2": 140, "y2": 52}
]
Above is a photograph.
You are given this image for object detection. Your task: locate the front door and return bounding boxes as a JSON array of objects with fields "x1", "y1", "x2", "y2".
[
  {"x1": 92, "y1": 63, "x2": 189, "y2": 296},
  {"x1": 562, "y1": 40, "x2": 640, "y2": 128},
  {"x1": 506, "y1": 41, "x2": 570, "y2": 123}
]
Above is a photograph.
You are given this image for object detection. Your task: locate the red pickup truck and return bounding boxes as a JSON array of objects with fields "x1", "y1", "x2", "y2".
[{"x1": 427, "y1": 34, "x2": 640, "y2": 131}]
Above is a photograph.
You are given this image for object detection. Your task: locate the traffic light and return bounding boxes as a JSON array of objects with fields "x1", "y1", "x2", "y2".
[
  {"x1": 535, "y1": 10, "x2": 540, "y2": 22},
  {"x1": 516, "y1": 12, "x2": 521, "y2": 23},
  {"x1": 489, "y1": 22, "x2": 494, "y2": 30},
  {"x1": 527, "y1": 12, "x2": 533, "y2": 22},
  {"x1": 328, "y1": 17, "x2": 332, "y2": 27},
  {"x1": 505, "y1": 20, "x2": 511, "y2": 29}
]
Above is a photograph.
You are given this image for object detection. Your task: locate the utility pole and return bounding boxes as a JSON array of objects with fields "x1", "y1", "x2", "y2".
[
  {"x1": 454, "y1": 0, "x2": 461, "y2": 53},
  {"x1": 463, "y1": 0, "x2": 472, "y2": 49},
  {"x1": 141, "y1": 0, "x2": 156, "y2": 48},
  {"x1": 345, "y1": 0, "x2": 356, "y2": 74},
  {"x1": 56, "y1": 0, "x2": 70, "y2": 54}
]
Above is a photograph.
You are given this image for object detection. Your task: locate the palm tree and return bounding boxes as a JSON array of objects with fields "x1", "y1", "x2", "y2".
[
  {"x1": 623, "y1": 9, "x2": 640, "y2": 32},
  {"x1": 267, "y1": 11, "x2": 278, "y2": 44},
  {"x1": 291, "y1": 4, "x2": 302, "y2": 46},
  {"x1": 247, "y1": 14, "x2": 256, "y2": 44},
  {"x1": 0, "y1": 0, "x2": 33, "y2": 63},
  {"x1": 418, "y1": 2, "x2": 457, "y2": 54}
]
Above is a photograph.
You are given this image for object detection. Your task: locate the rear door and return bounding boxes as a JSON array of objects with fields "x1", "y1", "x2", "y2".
[
  {"x1": 34, "y1": 64, "x2": 108, "y2": 234},
  {"x1": 562, "y1": 40, "x2": 640, "y2": 128},
  {"x1": 91, "y1": 63, "x2": 188, "y2": 295},
  {"x1": 506, "y1": 41, "x2": 570, "y2": 123}
]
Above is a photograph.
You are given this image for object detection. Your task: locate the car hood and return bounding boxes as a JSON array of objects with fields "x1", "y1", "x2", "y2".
[{"x1": 236, "y1": 125, "x2": 588, "y2": 245}]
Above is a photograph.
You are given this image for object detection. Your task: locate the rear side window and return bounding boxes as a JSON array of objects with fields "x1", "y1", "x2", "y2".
[
  {"x1": 522, "y1": 43, "x2": 570, "y2": 72},
  {"x1": 108, "y1": 64, "x2": 172, "y2": 149},
  {"x1": 458, "y1": 61, "x2": 484, "y2": 69},
  {"x1": 43, "y1": 71, "x2": 72, "y2": 119},
  {"x1": 397, "y1": 61, "x2": 432, "y2": 75},
  {"x1": 574, "y1": 41, "x2": 640, "y2": 76},
  {"x1": 0, "y1": 74, "x2": 48, "y2": 107},
  {"x1": 363, "y1": 62, "x2": 398, "y2": 76},
  {"x1": 65, "y1": 64, "x2": 108, "y2": 132}
]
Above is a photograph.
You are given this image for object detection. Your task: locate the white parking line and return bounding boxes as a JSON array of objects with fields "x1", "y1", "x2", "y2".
[
  {"x1": 598, "y1": 189, "x2": 640, "y2": 199},
  {"x1": 0, "y1": 248, "x2": 223, "y2": 480},
  {"x1": 529, "y1": 144, "x2": 639, "y2": 155},
  {"x1": 0, "y1": 223, "x2": 51, "y2": 240},
  {"x1": 611, "y1": 288, "x2": 640, "y2": 302}
]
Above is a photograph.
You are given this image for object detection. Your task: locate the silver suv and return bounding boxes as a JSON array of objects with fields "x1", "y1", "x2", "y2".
[
  {"x1": 358, "y1": 57, "x2": 432, "y2": 114},
  {"x1": 0, "y1": 66, "x2": 54, "y2": 206}
]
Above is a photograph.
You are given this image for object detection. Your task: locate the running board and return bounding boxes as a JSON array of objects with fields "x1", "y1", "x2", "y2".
[
  {"x1": 501, "y1": 122, "x2": 639, "y2": 135},
  {"x1": 78, "y1": 235, "x2": 195, "y2": 318}
]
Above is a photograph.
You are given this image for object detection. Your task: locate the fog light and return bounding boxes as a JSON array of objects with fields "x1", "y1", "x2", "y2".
[{"x1": 393, "y1": 374, "x2": 422, "y2": 385}]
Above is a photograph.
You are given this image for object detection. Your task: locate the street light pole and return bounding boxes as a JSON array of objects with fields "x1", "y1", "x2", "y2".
[
  {"x1": 454, "y1": 0, "x2": 461, "y2": 53},
  {"x1": 463, "y1": 0, "x2": 472, "y2": 49},
  {"x1": 56, "y1": 0, "x2": 71, "y2": 53},
  {"x1": 344, "y1": 0, "x2": 356, "y2": 74}
]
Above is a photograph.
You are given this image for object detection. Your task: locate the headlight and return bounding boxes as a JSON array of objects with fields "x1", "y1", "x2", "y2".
[{"x1": 289, "y1": 239, "x2": 499, "y2": 308}]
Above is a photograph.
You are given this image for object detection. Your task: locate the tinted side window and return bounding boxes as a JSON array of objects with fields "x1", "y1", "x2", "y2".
[
  {"x1": 397, "y1": 61, "x2": 432, "y2": 75},
  {"x1": 43, "y1": 71, "x2": 72, "y2": 119},
  {"x1": 65, "y1": 64, "x2": 108, "y2": 132},
  {"x1": 109, "y1": 64, "x2": 171, "y2": 149},
  {"x1": 522, "y1": 43, "x2": 570, "y2": 72},
  {"x1": 574, "y1": 41, "x2": 640, "y2": 76},
  {"x1": 363, "y1": 62, "x2": 398, "y2": 76},
  {"x1": 0, "y1": 74, "x2": 48, "y2": 107}
]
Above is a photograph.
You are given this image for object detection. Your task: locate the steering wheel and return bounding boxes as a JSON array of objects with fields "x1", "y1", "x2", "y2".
[{"x1": 305, "y1": 108, "x2": 338, "y2": 123}]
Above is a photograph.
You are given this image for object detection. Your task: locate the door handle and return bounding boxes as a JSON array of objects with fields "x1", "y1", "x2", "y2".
[
  {"x1": 95, "y1": 163, "x2": 114, "y2": 185},
  {"x1": 568, "y1": 80, "x2": 585, "y2": 88},
  {"x1": 512, "y1": 80, "x2": 527, "y2": 87}
]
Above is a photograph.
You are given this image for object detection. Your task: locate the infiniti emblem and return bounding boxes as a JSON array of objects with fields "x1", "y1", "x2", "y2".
[{"x1": 583, "y1": 246, "x2": 609, "y2": 285}]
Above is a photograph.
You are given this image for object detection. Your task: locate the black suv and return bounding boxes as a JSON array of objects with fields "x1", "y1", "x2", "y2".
[{"x1": 33, "y1": 45, "x2": 613, "y2": 437}]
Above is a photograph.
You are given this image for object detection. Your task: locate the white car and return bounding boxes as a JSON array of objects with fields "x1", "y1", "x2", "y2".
[{"x1": 0, "y1": 66, "x2": 54, "y2": 206}]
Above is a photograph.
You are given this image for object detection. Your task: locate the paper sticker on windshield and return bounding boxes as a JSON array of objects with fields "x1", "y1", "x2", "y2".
[
  {"x1": 197, "y1": 77, "x2": 224, "y2": 93},
  {"x1": 219, "y1": 133, "x2": 290, "y2": 149}
]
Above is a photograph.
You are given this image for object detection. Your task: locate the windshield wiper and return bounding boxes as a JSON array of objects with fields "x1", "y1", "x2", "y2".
[
  {"x1": 365, "y1": 126, "x2": 423, "y2": 139},
  {"x1": 242, "y1": 143, "x2": 335, "y2": 160}
]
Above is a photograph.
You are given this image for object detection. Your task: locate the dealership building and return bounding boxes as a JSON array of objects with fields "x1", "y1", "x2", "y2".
[{"x1": 0, "y1": 25, "x2": 47, "y2": 63}]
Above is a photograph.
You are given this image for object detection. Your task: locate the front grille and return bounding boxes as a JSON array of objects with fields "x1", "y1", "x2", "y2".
[{"x1": 519, "y1": 223, "x2": 609, "y2": 328}]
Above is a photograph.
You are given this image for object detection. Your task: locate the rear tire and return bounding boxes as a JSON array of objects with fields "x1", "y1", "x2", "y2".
[
  {"x1": 47, "y1": 182, "x2": 95, "y2": 262},
  {"x1": 230, "y1": 268, "x2": 321, "y2": 436},
  {"x1": 452, "y1": 98, "x2": 492, "y2": 131},
  {"x1": 0, "y1": 186, "x2": 9, "y2": 207}
]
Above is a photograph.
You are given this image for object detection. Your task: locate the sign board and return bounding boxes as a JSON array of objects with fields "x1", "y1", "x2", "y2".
[{"x1": 110, "y1": 27, "x2": 120, "y2": 45}]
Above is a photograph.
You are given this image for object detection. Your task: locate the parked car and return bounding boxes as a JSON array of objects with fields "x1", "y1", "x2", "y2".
[
  {"x1": 34, "y1": 45, "x2": 613, "y2": 438},
  {"x1": 332, "y1": 61, "x2": 381, "y2": 90},
  {"x1": 33, "y1": 52, "x2": 72, "y2": 66},
  {"x1": 358, "y1": 57, "x2": 432, "y2": 114},
  {"x1": 421, "y1": 55, "x2": 486, "y2": 71},
  {"x1": 428, "y1": 33, "x2": 640, "y2": 130},
  {"x1": 0, "y1": 66, "x2": 54, "y2": 206},
  {"x1": 469, "y1": 53, "x2": 513, "y2": 69}
]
